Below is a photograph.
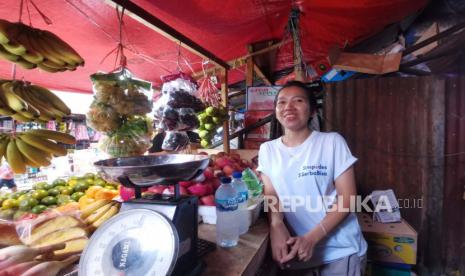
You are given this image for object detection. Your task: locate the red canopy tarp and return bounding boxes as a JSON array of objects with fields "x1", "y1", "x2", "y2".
[{"x1": 0, "y1": 0, "x2": 427, "y2": 93}]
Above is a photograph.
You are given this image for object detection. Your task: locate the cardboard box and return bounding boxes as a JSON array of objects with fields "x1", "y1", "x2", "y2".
[{"x1": 358, "y1": 213, "x2": 418, "y2": 265}]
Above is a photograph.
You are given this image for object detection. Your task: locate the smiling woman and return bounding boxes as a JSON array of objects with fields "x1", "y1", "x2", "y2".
[{"x1": 257, "y1": 81, "x2": 367, "y2": 275}]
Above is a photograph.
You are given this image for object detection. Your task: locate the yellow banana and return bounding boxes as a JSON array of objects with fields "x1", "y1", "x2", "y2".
[
  {"x1": 1, "y1": 41, "x2": 26, "y2": 56},
  {"x1": 26, "y1": 129, "x2": 76, "y2": 144},
  {"x1": 11, "y1": 112, "x2": 32, "y2": 122},
  {"x1": 29, "y1": 85, "x2": 71, "y2": 115},
  {"x1": 19, "y1": 133, "x2": 67, "y2": 156},
  {"x1": 23, "y1": 156, "x2": 41, "y2": 168},
  {"x1": 17, "y1": 111, "x2": 37, "y2": 120},
  {"x1": 0, "y1": 89, "x2": 17, "y2": 116},
  {"x1": 0, "y1": 19, "x2": 11, "y2": 44},
  {"x1": 1, "y1": 23, "x2": 26, "y2": 56},
  {"x1": 36, "y1": 62, "x2": 62, "y2": 73},
  {"x1": 15, "y1": 138, "x2": 51, "y2": 167},
  {"x1": 0, "y1": 137, "x2": 9, "y2": 159},
  {"x1": 42, "y1": 31, "x2": 84, "y2": 66},
  {"x1": 84, "y1": 202, "x2": 114, "y2": 225},
  {"x1": 0, "y1": 107, "x2": 16, "y2": 116},
  {"x1": 1, "y1": 82, "x2": 28, "y2": 112},
  {"x1": 16, "y1": 57, "x2": 37, "y2": 69},
  {"x1": 30, "y1": 31, "x2": 66, "y2": 66},
  {"x1": 91, "y1": 204, "x2": 119, "y2": 229},
  {"x1": 41, "y1": 59, "x2": 65, "y2": 70},
  {"x1": 17, "y1": 85, "x2": 54, "y2": 121},
  {"x1": 6, "y1": 139, "x2": 26, "y2": 174},
  {"x1": 15, "y1": 30, "x2": 44, "y2": 64},
  {"x1": 11, "y1": 82, "x2": 40, "y2": 117},
  {"x1": 80, "y1": 200, "x2": 112, "y2": 220},
  {"x1": 0, "y1": 44, "x2": 19, "y2": 62}
]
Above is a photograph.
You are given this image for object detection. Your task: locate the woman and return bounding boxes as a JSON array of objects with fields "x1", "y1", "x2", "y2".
[
  {"x1": 257, "y1": 81, "x2": 367, "y2": 275},
  {"x1": 0, "y1": 162, "x2": 17, "y2": 193}
]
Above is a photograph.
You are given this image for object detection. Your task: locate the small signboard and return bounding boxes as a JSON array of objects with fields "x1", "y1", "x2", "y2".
[{"x1": 246, "y1": 86, "x2": 281, "y2": 111}]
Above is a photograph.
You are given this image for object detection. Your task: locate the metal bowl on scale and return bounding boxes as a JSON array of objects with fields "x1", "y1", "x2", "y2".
[{"x1": 94, "y1": 154, "x2": 210, "y2": 187}]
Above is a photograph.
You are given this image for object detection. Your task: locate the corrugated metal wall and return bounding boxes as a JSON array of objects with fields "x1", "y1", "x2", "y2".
[
  {"x1": 324, "y1": 76, "x2": 464, "y2": 274},
  {"x1": 443, "y1": 77, "x2": 465, "y2": 275}
]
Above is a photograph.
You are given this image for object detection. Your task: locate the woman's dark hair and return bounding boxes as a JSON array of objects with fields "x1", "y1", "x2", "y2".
[{"x1": 274, "y1": 80, "x2": 318, "y2": 113}]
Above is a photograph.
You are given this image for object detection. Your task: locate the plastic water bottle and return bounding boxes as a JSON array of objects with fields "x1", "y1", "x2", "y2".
[
  {"x1": 215, "y1": 176, "x2": 239, "y2": 247},
  {"x1": 232, "y1": 171, "x2": 249, "y2": 234}
]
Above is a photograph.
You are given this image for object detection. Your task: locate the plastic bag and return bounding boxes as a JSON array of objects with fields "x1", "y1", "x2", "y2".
[
  {"x1": 161, "y1": 131, "x2": 189, "y2": 151},
  {"x1": 86, "y1": 100, "x2": 122, "y2": 132},
  {"x1": 90, "y1": 69, "x2": 153, "y2": 116},
  {"x1": 99, "y1": 117, "x2": 153, "y2": 158},
  {"x1": 153, "y1": 73, "x2": 204, "y2": 151}
]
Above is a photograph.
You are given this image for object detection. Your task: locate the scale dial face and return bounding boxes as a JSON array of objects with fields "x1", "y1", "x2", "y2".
[{"x1": 79, "y1": 209, "x2": 179, "y2": 276}]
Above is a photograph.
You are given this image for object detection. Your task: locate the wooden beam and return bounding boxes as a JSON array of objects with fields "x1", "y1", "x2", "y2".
[
  {"x1": 246, "y1": 45, "x2": 254, "y2": 86},
  {"x1": 403, "y1": 20, "x2": 465, "y2": 56},
  {"x1": 221, "y1": 67, "x2": 230, "y2": 153},
  {"x1": 399, "y1": 67, "x2": 430, "y2": 76},
  {"x1": 254, "y1": 64, "x2": 272, "y2": 85},
  {"x1": 106, "y1": 0, "x2": 229, "y2": 69},
  {"x1": 210, "y1": 114, "x2": 273, "y2": 148},
  {"x1": 192, "y1": 41, "x2": 287, "y2": 78}
]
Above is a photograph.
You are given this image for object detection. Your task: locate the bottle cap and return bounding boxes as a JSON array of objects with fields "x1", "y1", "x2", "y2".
[
  {"x1": 232, "y1": 171, "x2": 242, "y2": 179},
  {"x1": 220, "y1": 176, "x2": 231, "y2": 184}
]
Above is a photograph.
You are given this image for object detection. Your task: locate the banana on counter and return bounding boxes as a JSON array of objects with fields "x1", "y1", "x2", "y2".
[{"x1": 0, "y1": 19, "x2": 84, "y2": 71}]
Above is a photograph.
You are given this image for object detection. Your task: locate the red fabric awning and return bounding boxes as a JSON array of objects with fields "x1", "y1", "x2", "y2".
[{"x1": 0, "y1": 0, "x2": 427, "y2": 93}]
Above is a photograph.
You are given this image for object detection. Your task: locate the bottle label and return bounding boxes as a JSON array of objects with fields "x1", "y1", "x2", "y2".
[
  {"x1": 216, "y1": 198, "x2": 238, "y2": 211},
  {"x1": 237, "y1": 191, "x2": 248, "y2": 203}
]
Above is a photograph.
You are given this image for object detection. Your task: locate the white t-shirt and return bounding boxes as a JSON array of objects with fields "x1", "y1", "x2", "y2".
[{"x1": 257, "y1": 131, "x2": 367, "y2": 265}]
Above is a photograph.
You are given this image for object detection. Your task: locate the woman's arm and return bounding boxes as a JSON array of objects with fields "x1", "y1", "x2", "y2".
[
  {"x1": 262, "y1": 173, "x2": 292, "y2": 265},
  {"x1": 282, "y1": 166, "x2": 357, "y2": 262}
]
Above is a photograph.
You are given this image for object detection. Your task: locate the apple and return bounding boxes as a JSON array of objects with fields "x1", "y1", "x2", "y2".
[
  {"x1": 223, "y1": 165, "x2": 234, "y2": 176},
  {"x1": 203, "y1": 167, "x2": 214, "y2": 179},
  {"x1": 179, "y1": 181, "x2": 194, "y2": 188},
  {"x1": 187, "y1": 183, "x2": 209, "y2": 197},
  {"x1": 120, "y1": 186, "x2": 135, "y2": 201},
  {"x1": 200, "y1": 195, "x2": 215, "y2": 206},
  {"x1": 148, "y1": 185, "x2": 166, "y2": 195}
]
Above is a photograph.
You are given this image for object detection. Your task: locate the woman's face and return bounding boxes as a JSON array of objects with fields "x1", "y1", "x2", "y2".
[{"x1": 275, "y1": 86, "x2": 312, "y2": 132}]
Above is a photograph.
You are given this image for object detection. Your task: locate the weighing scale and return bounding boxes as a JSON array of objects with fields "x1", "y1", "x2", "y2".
[{"x1": 79, "y1": 154, "x2": 214, "y2": 276}]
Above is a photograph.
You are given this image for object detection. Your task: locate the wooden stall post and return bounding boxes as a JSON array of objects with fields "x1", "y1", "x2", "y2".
[{"x1": 221, "y1": 67, "x2": 230, "y2": 153}]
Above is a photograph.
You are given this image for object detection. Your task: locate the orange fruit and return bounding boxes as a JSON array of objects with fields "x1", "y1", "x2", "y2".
[
  {"x1": 85, "y1": 186, "x2": 104, "y2": 199},
  {"x1": 94, "y1": 188, "x2": 118, "y2": 200},
  {"x1": 78, "y1": 195, "x2": 96, "y2": 210}
]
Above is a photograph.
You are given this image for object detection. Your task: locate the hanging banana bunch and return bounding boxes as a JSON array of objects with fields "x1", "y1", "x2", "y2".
[
  {"x1": 0, "y1": 129, "x2": 76, "y2": 173},
  {"x1": 0, "y1": 79, "x2": 71, "y2": 122},
  {"x1": 0, "y1": 19, "x2": 84, "y2": 72}
]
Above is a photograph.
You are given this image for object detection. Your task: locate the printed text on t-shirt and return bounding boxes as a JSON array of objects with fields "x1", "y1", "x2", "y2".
[{"x1": 298, "y1": 164, "x2": 328, "y2": 177}]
